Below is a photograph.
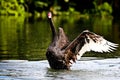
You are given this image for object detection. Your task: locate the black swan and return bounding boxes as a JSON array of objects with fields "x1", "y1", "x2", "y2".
[{"x1": 46, "y1": 12, "x2": 118, "y2": 70}]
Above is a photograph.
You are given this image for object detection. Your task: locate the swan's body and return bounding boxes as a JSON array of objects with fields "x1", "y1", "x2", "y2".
[{"x1": 46, "y1": 12, "x2": 118, "y2": 70}]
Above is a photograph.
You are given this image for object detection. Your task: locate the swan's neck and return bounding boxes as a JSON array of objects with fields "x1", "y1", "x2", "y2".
[{"x1": 48, "y1": 18, "x2": 57, "y2": 41}]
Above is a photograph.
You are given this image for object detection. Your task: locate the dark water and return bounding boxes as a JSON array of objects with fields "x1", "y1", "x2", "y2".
[{"x1": 0, "y1": 15, "x2": 120, "y2": 61}]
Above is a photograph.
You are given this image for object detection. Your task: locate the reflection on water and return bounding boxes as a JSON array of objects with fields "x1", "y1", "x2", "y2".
[
  {"x1": 0, "y1": 15, "x2": 120, "y2": 60},
  {"x1": 0, "y1": 16, "x2": 50, "y2": 60}
]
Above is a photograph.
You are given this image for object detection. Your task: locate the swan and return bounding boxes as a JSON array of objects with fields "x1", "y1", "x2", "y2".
[{"x1": 46, "y1": 12, "x2": 118, "y2": 70}]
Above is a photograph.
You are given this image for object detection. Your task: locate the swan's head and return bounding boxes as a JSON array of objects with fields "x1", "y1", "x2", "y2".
[{"x1": 48, "y1": 12, "x2": 52, "y2": 18}]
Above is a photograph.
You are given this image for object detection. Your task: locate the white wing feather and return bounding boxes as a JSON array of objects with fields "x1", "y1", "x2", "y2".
[{"x1": 77, "y1": 33, "x2": 118, "y2": 60}]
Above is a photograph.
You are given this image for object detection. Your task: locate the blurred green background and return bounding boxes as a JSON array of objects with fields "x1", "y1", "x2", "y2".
[
  {"x1": 0, "y1": 0, "x2": 120, "y2": 60},
  {"x1": 0, "y1": 0, "x2": 120, "y2": 17}
]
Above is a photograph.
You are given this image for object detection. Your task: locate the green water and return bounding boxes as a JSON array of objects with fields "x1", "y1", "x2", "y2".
[{"x1": 0, "y1": 15, "x2": 120, "y2": 60}]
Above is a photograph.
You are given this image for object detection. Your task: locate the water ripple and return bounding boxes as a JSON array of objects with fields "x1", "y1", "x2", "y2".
[{"x1": 0, "y1": 58, "x2": 120, "y2": 80}]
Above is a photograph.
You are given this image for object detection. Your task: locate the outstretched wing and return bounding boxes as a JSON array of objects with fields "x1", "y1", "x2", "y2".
[
  {"x1": 65, "y1": 30, "x2": 118, "y2": 61},
  {"x1": 76, "y1": 30, "x2": 118, "y2": 59}
]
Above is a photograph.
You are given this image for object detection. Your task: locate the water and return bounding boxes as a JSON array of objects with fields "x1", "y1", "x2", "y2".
[
  {"x1": 0, "y1": 15, "x2": 119, "y2": 60},
  {"x1": 0, "y1": 15, "x2": 120, "y2": 79},
  {"x1": 0, "y1": 58, "x2": 120, "y2": 80}
]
